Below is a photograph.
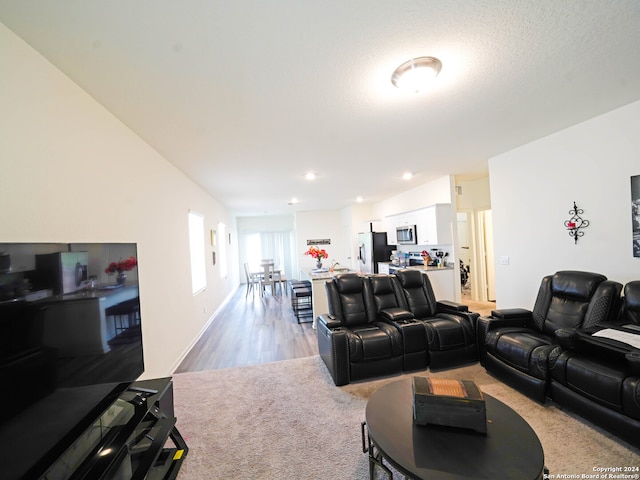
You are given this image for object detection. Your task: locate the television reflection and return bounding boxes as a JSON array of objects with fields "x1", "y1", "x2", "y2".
[{"x1": 0, "y1": 242, "x2": 144, "y2": 480}]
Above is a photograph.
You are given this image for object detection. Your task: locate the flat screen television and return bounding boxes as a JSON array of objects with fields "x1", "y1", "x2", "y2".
[{"x1": 0, "y1": 243, "x2": 144, "y2": 480}]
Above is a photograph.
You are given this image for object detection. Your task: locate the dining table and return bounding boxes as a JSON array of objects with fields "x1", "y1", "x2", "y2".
[{"x1": 255, "y1": 262, "x2": 284, "y2": 296}]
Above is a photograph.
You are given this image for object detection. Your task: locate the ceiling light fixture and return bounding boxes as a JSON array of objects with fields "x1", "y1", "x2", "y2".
[
  {"x1": 391, "y1": 56, "x2": 442, "y2": 93},
  {"x1": 402, "y1": 172, "x2": 413, "y2": 180},
  {"x1": 356, "y1": 196, "x2": 364, "y2": 203},
  {"x1": 305, "y1": 172, "x2": 316, "y2": 180}
]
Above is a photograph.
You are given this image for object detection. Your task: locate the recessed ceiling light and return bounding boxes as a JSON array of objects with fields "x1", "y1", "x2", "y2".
[
  {"x1": 356, "y1": 196, "x2": 364, "y2": 203},
  {"x1": 288, "y1": 197, "x2": 299, "y2": 205},
  {"x1": 305, "y1": 172, "x2": 316, "y2": 180},
  {"x1": 391, "y1": 56, "x2": 442, "y2": 93},
  {"x1": 402, "y1": 172, "x2": 413, "y2": 180}
]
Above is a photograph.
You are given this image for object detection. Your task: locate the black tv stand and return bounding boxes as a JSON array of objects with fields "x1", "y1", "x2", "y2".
[
  {"x1": 128, "y1": 386, "x2": 159, "y2": 395},
  {"x1": 43, "y1": 377, "x2": 188, "y2": 480}
]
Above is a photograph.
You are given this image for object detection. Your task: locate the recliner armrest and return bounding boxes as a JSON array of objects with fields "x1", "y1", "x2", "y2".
[
  {"x1": 476, "y1": 310, "x2": 532, "y2": 357},
  {"x1": 560, "y1": 328, "x2": 635, "y2": 363},
  {"x1": 316, "y1": 317, "x2": 350, "y2": 386},
  {"x1": 555, "y1": 328, "x2": 580, "y2": 350},
  {"x1": 317, "y1": 313, "x2": 342, "y2": 330},
  {"x1": 625, "y1": 352, "x2": 640, "y2": 375},
  {"x1": 490, "y1": 308, "x2": 532, "y2": 321},
  {"x1": 379, "y1": 307, "x2": 414, "y2": 324},
  {"x1": 478, "y1": 309, "x2": 532, "y2": 332},
  {"x1": 436, "y1": 300, "x2": 469, "y2": 312}
]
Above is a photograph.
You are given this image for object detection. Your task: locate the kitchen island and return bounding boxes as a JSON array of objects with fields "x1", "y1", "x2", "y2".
[
  {"x1": 300, "y1": 267, "x2": 356, "y2": 328},
  {"x1": 41, "y1": 285, "x2": 140, "y2": 355}
]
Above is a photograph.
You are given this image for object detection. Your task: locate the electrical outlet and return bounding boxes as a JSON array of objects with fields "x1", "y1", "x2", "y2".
[{"x1": 499, "y1": 256, "x2": 510, "y2": 266}]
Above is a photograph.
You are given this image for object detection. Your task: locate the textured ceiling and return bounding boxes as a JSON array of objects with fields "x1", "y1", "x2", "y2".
[{"x1": 2, "y1": 1, "x2": 640, "y2": 215}]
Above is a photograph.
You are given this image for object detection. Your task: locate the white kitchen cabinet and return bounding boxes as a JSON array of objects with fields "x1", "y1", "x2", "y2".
[
  {"x1": 417, "y1": 204, "x2": 452, "y2": 245},
  {"x1": 415, "y1": 209, "x2": 431, "y2": 245},
  {"x1": 385, "y1": 203, "x2": 452, "y2": 246},
  {"x1": 395, "y1": 213, "x2": 412, "y2": 226},
  {"x1": 384, "y1": 216, "x2": 398, "y2": 245}
]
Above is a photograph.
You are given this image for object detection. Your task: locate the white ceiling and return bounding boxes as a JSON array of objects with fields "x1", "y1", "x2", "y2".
[{"x1": 2, "y1": 1, "x2": 640, "y2": 216}]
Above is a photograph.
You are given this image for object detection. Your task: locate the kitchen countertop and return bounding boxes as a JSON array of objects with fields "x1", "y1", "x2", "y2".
[
  {"x1": 303, "y1": 268, "x2": 356, "y2": 280},
  {"x1": 384, "y1": 262, "x2": 454, "y2": 272}
]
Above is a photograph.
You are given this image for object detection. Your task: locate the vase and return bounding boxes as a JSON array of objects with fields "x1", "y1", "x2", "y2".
[
  {"x1": 116, "y1": 272, "x2": 127, "y2": 285},
  {"x1": 316, "y1": 261, "x2": 323, "y2": 269}
]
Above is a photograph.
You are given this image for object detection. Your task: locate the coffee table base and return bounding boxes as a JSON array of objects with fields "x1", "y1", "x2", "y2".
[{"x1": 361, "y1": 421, "x2": 393, "y2": 479}]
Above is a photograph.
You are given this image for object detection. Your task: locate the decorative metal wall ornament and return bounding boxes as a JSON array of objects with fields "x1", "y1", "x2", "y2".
[
  {"x1": 631, "y1": 175, "x2": 640, "y2": 258},
  {"x1": 564, "y1": 201, "x2": 589, "y2": 244}
]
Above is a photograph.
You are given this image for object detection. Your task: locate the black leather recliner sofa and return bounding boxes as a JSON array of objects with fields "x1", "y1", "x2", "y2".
[
  {"x1": 550, "y1": 280, "x2": 640, "y2": 447},
  {"x1": 317, "y1": 271, "x2": 479, "y2": 385},
  {"x1": 477, "y1": 271, "x2": 622, "y2": 403},
  {"x1": 316, "y1": 273, "x2": 404, "y2": 386}
]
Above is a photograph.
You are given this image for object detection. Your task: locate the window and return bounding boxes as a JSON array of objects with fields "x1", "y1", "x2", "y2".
[
  {"x1": 240, "y1": 230, "x2": 295, "y2": 280},
  {"x1": 188, "y1": 211, "x2": 206, "y2": 294}
]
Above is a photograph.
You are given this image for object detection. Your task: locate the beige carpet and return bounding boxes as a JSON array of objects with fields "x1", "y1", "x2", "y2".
[{"x1": 172, "y1": 356, "x2": 639, "y2": 479}]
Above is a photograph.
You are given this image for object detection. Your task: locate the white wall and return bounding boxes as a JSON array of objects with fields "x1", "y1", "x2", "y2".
[
  {"x1": 489, "y1": 100, "x2": 640, "y2": 309},
  {"x1": 455, "y1": 176, "x2": 491, "y2": 211},
  {"x1": 295, "y1": 210, "x2": 345, "y2": 275},
  {"x1": 372, "y1": 175, "x2": 454, "y2": 219},
  {"x1": 0, "y1": 23, "x2": 237, "y2": 379}
]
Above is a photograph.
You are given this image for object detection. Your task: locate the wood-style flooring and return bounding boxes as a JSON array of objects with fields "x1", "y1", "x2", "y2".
[
  {"x1": 175, "y1": 285, "x2": 317, "y2": 373},
  {"x1": 175, "y1": 284, "x2": 496, "y2": 373}
]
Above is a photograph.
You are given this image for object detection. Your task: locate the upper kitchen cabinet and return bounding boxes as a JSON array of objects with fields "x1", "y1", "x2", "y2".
[
  {"x1": 384, "y1": 204, "x2": 452, "y2": 247},
  {"x1": 385, "y1": 216, "x2": 398, "y2": 245},
  {"x1": 416, "y1": 204, "x2": 452, "y2": 245}
]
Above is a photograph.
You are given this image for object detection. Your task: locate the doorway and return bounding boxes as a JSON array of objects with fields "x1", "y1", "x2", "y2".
[{"x1": 456, "y1": 209, "x2": 496, "y2": 302}]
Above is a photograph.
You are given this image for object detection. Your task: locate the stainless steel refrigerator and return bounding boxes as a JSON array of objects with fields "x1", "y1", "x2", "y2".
[
  {"x1": 357, "y1": 232, "x2": 390, "y2": 274},
  {"x1": 35, "y1": 251, "x2": 89, "y2": 295}
]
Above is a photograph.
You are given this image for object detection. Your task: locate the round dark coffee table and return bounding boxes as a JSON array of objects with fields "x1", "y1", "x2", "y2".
[{"x1": 364, "y1": 379, "x2": 545, "y2": 479}]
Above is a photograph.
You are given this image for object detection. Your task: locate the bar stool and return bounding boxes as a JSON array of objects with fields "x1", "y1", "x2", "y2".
[
  {"x1": 105, "y1": 298, "x2": 140, "y2": 336},
  {"x1": 289, "y1": 280, "x2": 311, "y2": 307},
  {"x1": 289, "y1": 280, "x2": 312, "y2": 324}
]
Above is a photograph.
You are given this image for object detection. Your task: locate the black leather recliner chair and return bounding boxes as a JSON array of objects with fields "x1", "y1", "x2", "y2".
[
  {"x1": 478, "y1": 271, "x2": 622, "y2": 403},
  {"x1": 394, "y1": 269, "x2": 478, "y2": 370},
  {"x1": 316, "y1": 273, "x2": 403, "y2": 386},
  {"x1": 550, "y1": 281, "x2": 640, "y2": 447},
  {"x1": 366, "y1": 274, "x2": 428, "y2": 371}
]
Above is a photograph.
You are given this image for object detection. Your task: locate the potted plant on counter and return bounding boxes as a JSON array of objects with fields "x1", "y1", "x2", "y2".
[
  {"x1": 105, "y1": 256, "x2": 138, "y2": 285},
  {"x1": 305, "y1": 246, "x2": 328, "y2": 269}
]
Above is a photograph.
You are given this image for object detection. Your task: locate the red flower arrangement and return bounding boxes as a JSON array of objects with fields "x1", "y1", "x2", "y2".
[
  {"x1": 105, "y1": 256, "x2": 138, "y2": 274},
  {"x1": 304, "y1": 246, "x2": 328, "y2": 260}
]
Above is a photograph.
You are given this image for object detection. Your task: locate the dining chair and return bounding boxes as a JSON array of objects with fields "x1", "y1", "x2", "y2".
[
  {"x1": 272, "y1": 267, "x2": 288, "y2": 295},
  {"x1": 260, "y1": 263, "x2": 277, "y2": 296},
  {"x1": 243, "y1": 262, "x2": 260, "y2": 297}
]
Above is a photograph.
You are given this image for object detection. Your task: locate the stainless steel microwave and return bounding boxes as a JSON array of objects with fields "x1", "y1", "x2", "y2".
[{"x1": 396, "y1": 225, "x2": 417, "y2": 244}]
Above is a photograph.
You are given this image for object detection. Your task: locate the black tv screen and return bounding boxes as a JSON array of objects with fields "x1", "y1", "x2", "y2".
[{"x1": 0, "y1": 243, "x2": 144, "y2": 479}]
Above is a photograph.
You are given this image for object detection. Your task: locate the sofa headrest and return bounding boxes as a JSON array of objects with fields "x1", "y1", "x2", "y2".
[
  {"x1": 552, "y1": 271, "x2": 607, "y2": 300},
  {"x1": 396, "y1": 269, "x2": 424, "y2": 288},
  {"x1": 624, "y1": 281, "x2": 640, "y2": 311},
  {"x1": 369, "y1": 275, "x2": 394, "y2": 295},
  {"x1": 334, "y1": 273, "x2": 364, "y2": 294}
]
